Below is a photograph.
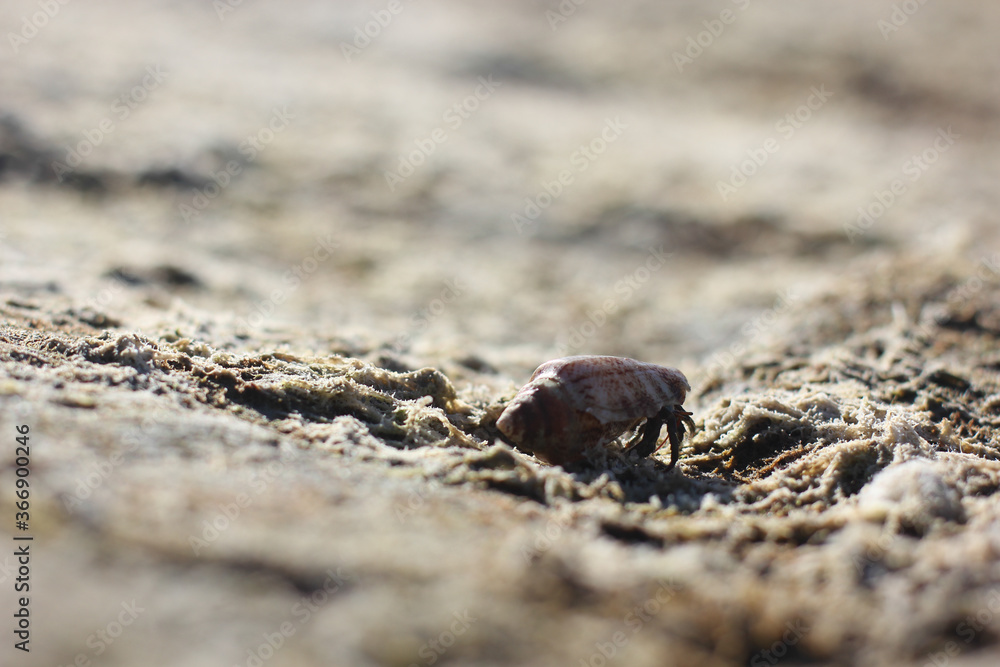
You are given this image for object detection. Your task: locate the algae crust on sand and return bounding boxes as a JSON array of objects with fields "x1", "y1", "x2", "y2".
[{"x1": 3, "y1": 262, "x2": 1000, "y2": 666}]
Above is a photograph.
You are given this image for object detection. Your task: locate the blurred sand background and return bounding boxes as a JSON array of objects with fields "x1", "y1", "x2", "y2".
[{"x1": 2, "y1": 1, "x2": 1000, "y2": 666}]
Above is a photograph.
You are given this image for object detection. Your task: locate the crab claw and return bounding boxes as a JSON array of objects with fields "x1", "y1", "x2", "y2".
[{"x1": 624, "y1": 405, "x2": 695, "y2": 470}]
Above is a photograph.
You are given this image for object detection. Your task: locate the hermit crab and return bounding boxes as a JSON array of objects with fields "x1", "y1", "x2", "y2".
[{"x1": 496, "y1": 355, "x2": 695, "y2": 468}]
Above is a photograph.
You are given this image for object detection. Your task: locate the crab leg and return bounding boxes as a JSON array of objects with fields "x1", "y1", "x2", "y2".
[
  {"x1": 666, "y1": 406, "x2": 695, "y2": 471},
  {"x1": 626, "y1": 406, "x2": 694, "y2": 470},
  {"x1": 624, "y1": 413, "x2": 665, "y2": 459}
]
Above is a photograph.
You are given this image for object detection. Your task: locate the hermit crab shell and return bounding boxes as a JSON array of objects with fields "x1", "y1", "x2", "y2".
[{"x1": 496, "y1": 356, "x2": 690, "y2": 465}]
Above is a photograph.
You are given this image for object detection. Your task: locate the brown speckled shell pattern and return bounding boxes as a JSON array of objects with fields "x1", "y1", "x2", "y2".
[{"x1": 496, "y1": 356, "x2": 690, "y2": 465}]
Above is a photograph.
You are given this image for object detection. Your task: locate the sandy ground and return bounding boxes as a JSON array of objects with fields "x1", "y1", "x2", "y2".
[{"x1": 2, "y1": 1, "x2": 1000, "y2": 665}]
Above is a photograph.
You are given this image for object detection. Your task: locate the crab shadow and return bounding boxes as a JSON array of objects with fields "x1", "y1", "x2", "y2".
[{"x1": 559, "y1": 449, "x2": 740, "y2": 508}]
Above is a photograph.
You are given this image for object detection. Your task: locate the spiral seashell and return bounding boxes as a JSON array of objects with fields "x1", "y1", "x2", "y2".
[{"x1": 496, "y1": 356, "x2": 694, "y2": 468}]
